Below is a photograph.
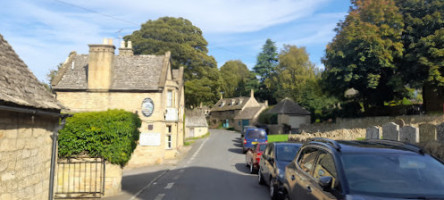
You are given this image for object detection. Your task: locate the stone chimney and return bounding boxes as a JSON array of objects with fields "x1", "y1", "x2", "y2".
[
  {"x1": 250, "y1": 89, "x2": 254, "y2": 98},
  {"x1": 88, "y1": 38, "x2": 115, "y2": 91},
  {"x1": 119, "y1": 40, "x2": 133, "y2": 56},
  {"x1": 264, "y1": 100, "x2": 268, "y2": 107}
]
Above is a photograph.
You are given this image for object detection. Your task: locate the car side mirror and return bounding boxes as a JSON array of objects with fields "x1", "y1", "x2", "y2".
[{"x1": 318, "y1": 176, "x2": 333, "y2": 190}]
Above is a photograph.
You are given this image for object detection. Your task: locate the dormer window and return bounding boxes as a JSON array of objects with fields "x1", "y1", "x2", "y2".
[
  {"x1": 219, "y1": 101, "x2": 225, "y2": 107},
  {"x1": 237, "y1": 100, "x2": 243, "y2": 105},
  {"x1": 231, "y1": 99, "x2": 235, "y2": 105}
]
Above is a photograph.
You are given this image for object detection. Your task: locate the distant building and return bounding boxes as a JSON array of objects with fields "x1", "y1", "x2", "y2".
[
  {"x1": 51, "y1": 39, "x2": 184, "y2": 167},
  {"x1": 0, "y1": 34, "x2": 63, "y2": 199},
  {"x1": 267, "y1": 98, "x2": 310, "y2": 133},
  {"x1": 185, "y1": 109, "x2": 208, "y2": 138},
  {"x1": 209, "y1": 90, "x2": 268, "y2": 131}
]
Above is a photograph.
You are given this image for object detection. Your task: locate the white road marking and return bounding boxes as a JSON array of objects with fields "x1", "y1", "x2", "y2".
[
  {"x1": 128, "y1": 170, "x2": 168, "y2": 200},
  {"x1": 187, "y1": 138, "x2": 208, "y2": 165},
  {"x1": 165, "y1": 182, "x2": 175, "y2": 189},
  {"x1": 154, "y1": 193, "x2": 165, "y2": 200}
]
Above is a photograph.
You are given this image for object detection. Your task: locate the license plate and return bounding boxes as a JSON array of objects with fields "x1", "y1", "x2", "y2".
[{"x1": 252, "y1": 142, "x2": 258, "y2": 145}]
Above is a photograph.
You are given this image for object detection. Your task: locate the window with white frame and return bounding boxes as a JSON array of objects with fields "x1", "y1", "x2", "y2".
[
  {"x1": 167, "y1": 90, "x2": 173, "y2": 107},
  {"x1": 166, "y1": 135, "x2": 172, "y2": 149},
  {"x1": 166, "y1": 125, "x2": 172, "y2": 149}
]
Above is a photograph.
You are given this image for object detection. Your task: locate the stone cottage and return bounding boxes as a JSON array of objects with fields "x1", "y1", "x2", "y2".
[
  {"x1": 0, "y1": 34, "x2": 63, "y2": 199},
  {"x1": 51, "y1": 39, "x2": 184, "y2": 167},
  {"x1": 209, "y1": 90, "x2": 267, "y2": 131},
  {"x1": 185, "y1": 109, "x2": 209, "y2": 138},
  {"x1": 267, "y1": 98, "x2": 310, "y2": 134}
]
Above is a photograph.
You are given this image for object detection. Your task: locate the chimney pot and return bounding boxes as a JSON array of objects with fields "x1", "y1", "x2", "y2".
[{"x1": 120, "y1": 40, "x2": 125, "y2": 48}]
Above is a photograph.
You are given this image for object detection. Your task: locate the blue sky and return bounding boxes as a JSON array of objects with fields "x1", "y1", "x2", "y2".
[{"x1": 0, "y1": 0, "x2": 351, "y2": 83}]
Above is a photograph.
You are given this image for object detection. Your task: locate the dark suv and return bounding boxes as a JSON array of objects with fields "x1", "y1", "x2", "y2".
[{"x1": 283, "y1": 138, "x2": 444, "y2": 200}]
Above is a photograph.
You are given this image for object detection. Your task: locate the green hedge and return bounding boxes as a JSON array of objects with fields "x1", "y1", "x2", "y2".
[{"x1": 58, "y1": 109, "x2": 141, "y2": 166}]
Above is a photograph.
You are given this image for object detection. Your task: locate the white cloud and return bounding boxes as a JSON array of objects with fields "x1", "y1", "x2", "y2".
[{"x1": 65, "y1": 0, "x2": 331, "y2": 33}]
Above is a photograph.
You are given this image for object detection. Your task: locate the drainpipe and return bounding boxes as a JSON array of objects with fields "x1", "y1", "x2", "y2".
[{"x1": 49, "y1": 114, "x2": 69, "y2": 200}]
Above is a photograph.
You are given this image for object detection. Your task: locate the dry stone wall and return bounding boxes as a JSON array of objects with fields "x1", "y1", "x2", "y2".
[{"x1": 0, "y1": 111, "x2": 59, "y2": 200}]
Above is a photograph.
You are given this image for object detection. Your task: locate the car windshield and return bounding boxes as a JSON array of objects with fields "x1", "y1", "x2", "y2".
[
  {"x1": 342, "y1": 153, "x2": 444, "y2": 198},
  {"x1": 246, "y1": 129, "x2": 266, "y2": 139},
  {"x1": 276, "y1": 145, "x2": 300, "y2": 162}
]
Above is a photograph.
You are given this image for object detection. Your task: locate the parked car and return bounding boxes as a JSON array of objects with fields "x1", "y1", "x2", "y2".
[
  {"x1": 283, "y1": 138, "x2": 444, "y2": 200},
  {"x1": 242, "y1": 127, "x2": 267, "y2": 153},
  {"x1": 246, "y1": 142, "x2": 267, "y2": 174},
  {"x1": 241, "y1": 126, "x2": 255, "y2": 138},
  {"x1": 258, "y1": 142, "x2": 302, "y2": 200}
]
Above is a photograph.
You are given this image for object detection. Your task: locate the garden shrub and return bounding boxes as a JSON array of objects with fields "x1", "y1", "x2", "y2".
[{"x1": 58, "y1": 109, "x2": 141, "y2": 166}]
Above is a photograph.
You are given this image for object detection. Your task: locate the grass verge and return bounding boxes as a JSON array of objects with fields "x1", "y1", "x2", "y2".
[
  {"x1": 184, "y1": 132, "x2": 211, "y2": 146},
  {"x1": 268, "y1": 134, "x2": 289, "y2": 142}
]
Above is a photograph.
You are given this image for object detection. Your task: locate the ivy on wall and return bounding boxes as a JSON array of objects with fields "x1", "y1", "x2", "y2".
[{"x1": 58, "y1": 109, "x2": 141, "y2": 166}]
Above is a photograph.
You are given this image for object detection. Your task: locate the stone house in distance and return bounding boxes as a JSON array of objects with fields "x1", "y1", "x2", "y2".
[
  {"x1": 267, "y1": 98, "x2": 311, "y2": 134},
  {"x1": 51, "y1": 39, "x2": 184, "y2": 167},
  {"x1": 185, "y1": 109, "x2": 209, "y2": 138},
  {"x1": 0, "y1": 34, "x2": 63, "y2": 199},
  {"x1": 209, "y1": 90, "x2": 267, "y2": 131}
]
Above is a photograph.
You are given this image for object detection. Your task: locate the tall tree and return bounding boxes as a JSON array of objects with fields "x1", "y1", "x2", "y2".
[
  {"x1": 322, "y1": 0, "x2": 405, "y2": 109},
  {"x1": 267, "y1": 45, "x2": 316, "y2": 102},
  {"x1": 253, "y1": 39, "x2": 278, "y2": 104},
  {"x1": 124, "y1": 17, "x2": 222, "y2": 107},
  {"x1": 220, "y1": 60, "x2": 258, "y2": 98},
  {"x1": 396, "y1": 0, "x2": 444, "y2": 88}
]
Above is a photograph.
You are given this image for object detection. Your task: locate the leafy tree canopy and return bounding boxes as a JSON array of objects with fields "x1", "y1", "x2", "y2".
[
  {"x1": 124, "y1": 17, "x2": 222, "y2": 107},
  {"x1": 267, "y1": 45, "x2": 316, "y2": 102},
  {"x1": 396, "y1": 0, "x2": 444, "y2": 87},
  {"x1": 322, "y1": 0, "x2": 406, "y2": 108},
  {"x1": 220, "y1": 60, "x2": 258, "y2": 98},
  {"x1": 253, "y1": 39, "x2": 279, "y2": 104}
]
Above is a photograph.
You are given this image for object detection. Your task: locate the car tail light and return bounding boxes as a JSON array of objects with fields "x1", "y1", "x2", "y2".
[
  {"x1": 256, "y1": 152, "x2": 262, "y2": 162},
  {"x1": 243, "y1": 139, "x2": 247, "y2": 145}
]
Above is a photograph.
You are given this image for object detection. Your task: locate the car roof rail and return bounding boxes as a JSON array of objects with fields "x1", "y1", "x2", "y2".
[
  {"x1": 309, "y1": 137, "x2": 341, "y2": 151},
  {"x1": 365, "y1": 139, "x2": 424, "y2": 154}
]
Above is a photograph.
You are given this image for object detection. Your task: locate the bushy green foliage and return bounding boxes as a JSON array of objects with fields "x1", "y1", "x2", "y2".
[
  {"x1": 258, "y1": 108, "x2": 278, "y2": 124},
  {"x1": 58, "y1": 110, "x2": 141, "y2": 166}
]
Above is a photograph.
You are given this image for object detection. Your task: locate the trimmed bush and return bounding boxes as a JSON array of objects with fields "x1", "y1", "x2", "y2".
[{"x1": 58, "y1": 109, "x2": 141, "y2": 166}]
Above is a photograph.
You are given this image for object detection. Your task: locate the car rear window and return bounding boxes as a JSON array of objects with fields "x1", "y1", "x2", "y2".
[
  {"x1": 246, "y1": 129, "x2": 266, "y2": 139},
  {"x1": 276, "y1": 144, "x2": 301, "y2": 162},
  {"x1": 342, "y1": 153, "x2": 444, "y2": 198},
  {"x1": 259, "y1": 144, "x2": 266, "y2": 151}
]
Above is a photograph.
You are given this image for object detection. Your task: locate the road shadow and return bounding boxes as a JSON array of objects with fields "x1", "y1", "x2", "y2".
[
  {"x1": 234, "y1": 163, "x2": 251, "y2": 174},
  {"x1": 104, "y1": 166, "x2": 268, "y2": 200},
  {"x1": 228, "y1": 148, "x2": 244, "y2": 154}
]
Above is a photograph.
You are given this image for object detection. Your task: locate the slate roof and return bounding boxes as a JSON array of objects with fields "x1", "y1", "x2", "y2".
[
  {"x1": 185, "y1": 109, "x2": 208, "y2": 127},
  {"x1": 52, "y1": 53, "x2": 166, "y2": 91},
  {"x1": 0, "y1": 34, "x2": 61, "y2": 110},
  {"x1": 234, "y1": 107, "x2": 263, "y2": 120},
  {"x1": 211, "y1": 97, "x2": 249, "y2": 112},
  {"x1": 267, "y1": 98, "x2": 310, "y2": 115}
]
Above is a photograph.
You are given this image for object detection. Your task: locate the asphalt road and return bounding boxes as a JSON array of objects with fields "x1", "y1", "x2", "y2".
[{"x1": 116, "y1": 129, "x2": 270, "y2": 200}]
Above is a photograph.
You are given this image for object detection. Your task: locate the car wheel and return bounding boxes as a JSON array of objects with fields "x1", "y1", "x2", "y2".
[
  {"x1": 249, "y1": 161, "x2": 257, "y2": 174},
  {"x1": 258, "y1": 168, "x2": 265, "y2": 185},
  {"x1": 282, "y1": 191, "x2": 290, "y2": 200},
  {"x1": 270, "y1": 178, "x2": 279, "y2": 200}
]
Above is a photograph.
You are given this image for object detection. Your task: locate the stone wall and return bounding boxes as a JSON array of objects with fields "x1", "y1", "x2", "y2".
[
  {"x1": 0, "y1": 110, "x2": 59, "y2": 200},
  {"x1": 55, "y1": 158, "x2": 122, "y2": 198},
  {"x1": 288, "y1": 128, "x2": 365, "y2": 143},
  {"x1": 300, "y1": 114, "x2": 444, "y2": 133}
]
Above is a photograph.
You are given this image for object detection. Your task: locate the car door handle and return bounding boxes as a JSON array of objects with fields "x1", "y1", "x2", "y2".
[{"x1": 306, "y1": 186, "x2": 312, "y2": 193}]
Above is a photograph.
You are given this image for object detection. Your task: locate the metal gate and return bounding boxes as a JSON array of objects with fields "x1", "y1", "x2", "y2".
[{"x1": 54, "y1": 157, "x2": 105, "y2": 199}]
